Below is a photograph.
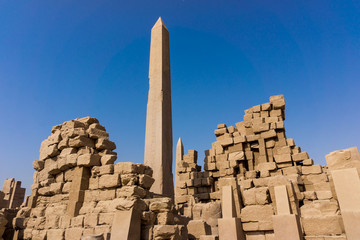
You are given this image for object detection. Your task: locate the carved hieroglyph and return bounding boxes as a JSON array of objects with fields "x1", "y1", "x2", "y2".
[{"x1": 144, "y1": 18, "x2": 174, "y2": 197}]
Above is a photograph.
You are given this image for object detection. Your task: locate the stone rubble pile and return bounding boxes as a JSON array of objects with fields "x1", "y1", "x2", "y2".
[
  {"x1": 12, "y1": 117, "x2": 185, "y2": 240},
  {"x1": 3, "y1": 95, "x2": 360, "y2": 240},
  {"x1": 174, "y1": 95, "x2": 351, "y2": 240},
  {"x1": 0, "y1": 178, "x2": 26, "y2": 239},
  {"x1": 175, "y1": 150, "x2": 214, "y2": 204}
]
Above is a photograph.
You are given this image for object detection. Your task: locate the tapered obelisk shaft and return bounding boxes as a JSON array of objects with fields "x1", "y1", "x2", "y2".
[
  {"x1": 144, "y1": 18, "x2": 174, "y2": 197},
  {"x1": 175, "y1": 138, "x2": 184, "y2": 202}
]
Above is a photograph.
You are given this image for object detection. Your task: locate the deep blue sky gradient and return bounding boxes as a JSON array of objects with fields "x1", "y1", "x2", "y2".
[{"x1": 1, "y1": 0, "x2": 359, "y2": 192}]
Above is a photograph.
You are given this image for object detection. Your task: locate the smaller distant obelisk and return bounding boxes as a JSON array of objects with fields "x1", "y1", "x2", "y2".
[
  {"x1": 144, "y1": 18, "x2": 174, "y2": 197},
  {"x1": 175, "y1": 138, "x2": 184, "y2": 201}
]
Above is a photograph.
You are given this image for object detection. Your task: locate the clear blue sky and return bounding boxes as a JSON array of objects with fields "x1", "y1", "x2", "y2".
[{"x1": 1, "y1": 0, "x2": 359, "y2": 193}]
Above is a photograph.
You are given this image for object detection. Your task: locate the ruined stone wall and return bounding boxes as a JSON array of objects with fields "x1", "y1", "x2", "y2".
[
  {"x1": 12, "y1": 117, "x2": 186, "y2": 240},
  {"x1": 175, "y1": 95, "x2": 351, "y2": 240},
  {"x1": 0, "y1": 178, "x2": 26, "y2": 240},
  {"x1": 5, "y1": 96, "x2": 360, "y2": 240}
]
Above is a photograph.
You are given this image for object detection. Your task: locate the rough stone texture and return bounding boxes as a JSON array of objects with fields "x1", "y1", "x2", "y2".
[
  {"x1": 3, "y1": 21, "x2": 360, "y2": 240},
  {"x1": 331, "y1": 168, "x2": 360, "y2": 240},
  {"x1": 12, "y1": 117, "x2": 185, "y2": 240},
  {"x1": 144, "y1": 17, "x2": 174, "y2": 198}
]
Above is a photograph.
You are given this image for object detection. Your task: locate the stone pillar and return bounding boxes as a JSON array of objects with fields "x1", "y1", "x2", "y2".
[
  {"x1": 2, "y1": 178, "x2": 15, "y2": 208},
  {"x1": 331, "y1": 168, "x2": 360, "y2": 240},
  {"x1": 144, "y1": 17, "x2": 174, "y2": 197},
  {"x1": 175, "y1": 138, "x2": 184, "y2": 203},
  {"x1": 8, "y1": 181, "x2": 25, "y2": 209},
  {"x1": 218, "y1": 185, "x2": 244, "y2": 240},
  {"x1": 272, "y1": 185, "x2": 302, "y2": 240},
  {"x1": 110, "y1": 208, "x2": 140, "y2": 240},
  {"x1": 67, "y1": 166, "x2": 90, "y2": 217}
]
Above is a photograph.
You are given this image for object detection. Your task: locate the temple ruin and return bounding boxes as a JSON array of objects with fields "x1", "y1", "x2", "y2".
[{"x1": 1, "y1": 18, "x2": 360, "y2": 240}]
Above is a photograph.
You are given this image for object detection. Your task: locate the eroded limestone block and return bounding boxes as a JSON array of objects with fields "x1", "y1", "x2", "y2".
[
  {"x1": 302, "y1": 216, "x2": 344, "y2": 235},
  {"x1": 110, "y1": 208, "x2": 140, "y2": 240},
  {"x1": 187, "y1": 220, "x2": 210, "y2": 239}
]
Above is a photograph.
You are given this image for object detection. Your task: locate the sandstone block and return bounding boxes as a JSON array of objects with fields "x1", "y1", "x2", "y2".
[
  {"x1": 66, "y1": 154, "x2": 78, "y2": 167},
  {"x1": 157, "y1": 211, "x2": 174, "y2": 225},
  {"x1": 302, "y1": 165, "x2": 322, "y2": 175},
  {"x1": 84, "y1": 213, "x2": 99, "y2": 227},
  {"x1": 274, "y1": 153, "x2": 291, "y2": 163},
  {"x1": 187, "y1": 220, "x2": 211, "y2": 239},
  {"x1": 326, "y1": 147, "x2": 360, "y2": 171},
  {"x1": 47, "y1": 229, "x2": 65, "y2": 240},
  {"x1": 240, "y1": 205, "x2": 274, "y2": 224},
  {"x1": 100, "y1": 154, "x2": 116, "y2": 165},
  {"x1": 121, "y1": 174, "x2": 139, "y2": 186},
  {"x1": 215, "y1": 128, "x2": 227, "y2": 136},
  {"x1": 95, "y1": 138, "x2": 116, "y2": 150},
  {"x1": 316, "y1": 190, "x2": 332, "y2": 200},
  {"x1": 38, "y1": 186, "x2": 52, "y2": 196},
  {"x1": 49, "y1": 182, "x2": 63, "y2": 194},
  {"x1": 149, "y1": 198, "x2": 172, "y2": 212},
  {"x1": 300, "y1": 201, "x2": 339, "y2": 217},
  {"x1": 302, "y1": 216, "x2": 344, "y2": 235},
  {"x1": 110, "y1": 208, "x2": 140, "y2": 240},
  {"x1": 153, "y1": 225, "x2": 179, "y2": 239},
  {"x1": 77, "y1": 116, "x2": 99, "y2": 126},
  {"x1": 98, "y1": 165, "x2": 114, "y2": 175},
  {"x1": 114, "y1": 162, "x2": 140, "y2": 174},
  {"x1": 33, "y1": 160, "x2": 44, "y2": 171},
  {"x1": 78, "y1": 154, "x2": 101, "y2": 167},
  {"x1": 228, "y1": 151, "x2": 245, "y2": 161},
  {"x1": 71, "y1": 215, "x2": 84, "y2": 227},
  {"x1": 302, "y1": 158, "x2": 313, "y2": 166},
  {"x1": 117, "y1": 186, "x2": 146, "y2": 198},
  {"x1": 303, "y1": 191, "x2": 317, "y2": 200},
  {"x1": 292, "y1": 152, "x2": 309, "y2": 162},
  {"x1": 260, "y1": 130, "x2": 277, "y2": 139},
  {"x1": 269, "y1": 95, "x2": 285, "y2": 109},
  {"x1": 273, "y1": 214, "x2": 302, "y2": 240},
  {"x1": 98, "y1": 213, "x2": 114, "y2": 225},
  {"x1": 256, "y1": 162, "x2": 277, "y2": 172},
  {"x1": 65, "y1": 228, "x2": 83, "y2": 240},
  {"x1": 219, "y1": 137, "x2": 233, "y2": 147},
  {"x1": 88, "y1": 125, "x2": 109, "y2": 139},
  {"x1": 253, "y1": 123, "x2": 270, "y2": 133},
  {"x1": 139, "y1": 174, "x2": 155, "y2": 190},
  {"x1": 68, "y1": 136, "x2": 95, "y2": 148},
  {"x1": 31, "y1": 230, "x2": 47, "y2": 240},
  {"x1": 98, "y1": 174, "x2": 121, "y2": 189}
]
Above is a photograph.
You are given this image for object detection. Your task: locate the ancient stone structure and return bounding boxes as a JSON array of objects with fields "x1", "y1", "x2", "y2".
[
  {"x1": 144, "y1": 17, "x2": 174, "y2": 198},
  {"x1": 2, "y1": 18, "x2": 360, "y2": 240},
  {"x1": 0, "y1": 179, "x2": 25, "y2": 210},
  {"x1": 0, "y1": 178, "x2": 25, "y2": 240},
  {"x1": 11, "y1": 117, "x2": 185, "y2": 240},
  {"x1": 173, "y1": 94, "x2": 359, "y2": 239}
]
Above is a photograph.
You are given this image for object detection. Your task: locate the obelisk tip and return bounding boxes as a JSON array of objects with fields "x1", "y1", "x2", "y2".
[{"x1": 153, "y1": 17, "x2": 168, "y2": 30}]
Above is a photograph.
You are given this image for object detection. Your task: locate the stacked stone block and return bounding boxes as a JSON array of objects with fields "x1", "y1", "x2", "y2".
[
  {"x1": 174, "y1": 95, "x2": 349, "y2": 240},
  {"x1": 0, "y1": 179, "x2": 25, "y2": 209},
  {"x1": 175, "y1": 150, "x2": 213, "y2": 204},
  {"x1": 205, "y1": 95, "x2": 312, "y2": 185},
  {"x1": 12, "y1": 117, "x2": 185, "y2": 240}
]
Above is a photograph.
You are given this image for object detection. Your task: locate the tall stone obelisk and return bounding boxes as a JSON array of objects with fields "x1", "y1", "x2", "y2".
[{"x1": 144, "y1": 17, "x2": 174, "y2": 197}]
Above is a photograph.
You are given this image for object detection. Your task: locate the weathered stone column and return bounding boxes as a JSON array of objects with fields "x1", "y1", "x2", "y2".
[
  {"x1": 175, "y1": 138, "x2": 184, "y2": 202},
  {"x1": 144, "y1": 17, "x2": 174, "y2": 197},
  {"x1": 66, "y1": 166, "x2": 90, "y2": 217},
  {"x1": 331, "y1": 168, "x2": 360, "y2": 240},
  {"x1": 272, "y1": 185, "x2": 303, "y2": 240},
  {"x1": 218, "y1": 185, "x2": 245, "y2": 240}
]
